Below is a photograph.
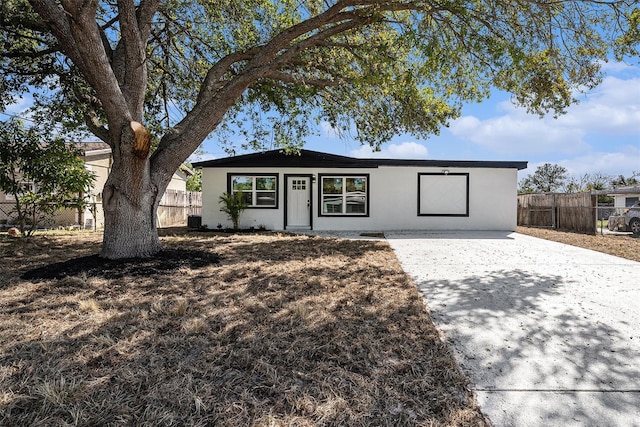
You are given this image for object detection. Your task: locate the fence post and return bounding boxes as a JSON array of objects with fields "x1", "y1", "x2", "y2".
[{"x1": 551, "y1": 193, "x2": 556, "y2": 229}]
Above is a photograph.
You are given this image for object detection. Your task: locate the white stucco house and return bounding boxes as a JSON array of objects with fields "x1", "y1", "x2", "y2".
[
  {"x1": 605, "y1": 186, "x2": 640, "y2": 209},
  {"x1": 193, "y1": 149, "x2": 527, "y2": 232}
]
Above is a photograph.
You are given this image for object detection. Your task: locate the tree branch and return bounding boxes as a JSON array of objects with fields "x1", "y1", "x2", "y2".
[
  {"x1": 28, "y1": 0, "x2": 82, "y2": 66},
  {"x1": 3, "y1": 46, "x2": 59, "y2": 58},
  {"x1": 136, "y1": 0, "x2": 160, "y2": 42},
  {"x1": 83, "y1": 111, "x2": 111, "y2": 144},
  {"x1": 261, "y1": 70, "x2": 343, "y2": 87},
  {"x1": 116, "y1": 0, "x2": 146, "y2": 118},
  {"x1": 195, "y1": 47, "x2": 262, "y2": 104}
]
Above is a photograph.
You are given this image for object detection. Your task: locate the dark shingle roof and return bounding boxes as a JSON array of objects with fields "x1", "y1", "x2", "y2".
[{"x1": 192, "y1": 149, "x2": 528, "y2": 170}]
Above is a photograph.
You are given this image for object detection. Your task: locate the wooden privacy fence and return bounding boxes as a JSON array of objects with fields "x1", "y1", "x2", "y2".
[
  {"x1": 517, "y1": 192, "x2": 596, "y2": 234},
  {"x1": 85, "y1": 190, "x2": 202, "y2": 229},
  {"x1": 157, "y1": 190, "x2": 202, "y2": 227}
]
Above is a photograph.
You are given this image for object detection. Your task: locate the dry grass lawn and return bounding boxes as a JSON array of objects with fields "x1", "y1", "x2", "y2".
[
  {"x1": 0, "y1": 230, "x2": 486, "y2": 426},
  {"x1": 516, "y1": 226, "x2": 640, "y2": 263}
]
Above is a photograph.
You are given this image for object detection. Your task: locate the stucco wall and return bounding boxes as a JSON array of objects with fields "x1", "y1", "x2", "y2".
[
  {"x1": 85, "y1": 153, "x2": 112, "y2": 198},
  {"x1": 201, "y1": 166, "x2": 518, "y2": 231},
  {"x1": 166, "y1": 169, "x2": 188, "y2": 192},
  {"x1": 613, "y1": 194, "x2": 640, "y2": 209}
]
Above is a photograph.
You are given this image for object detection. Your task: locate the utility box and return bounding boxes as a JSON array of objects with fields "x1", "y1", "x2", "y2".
[{"x1": 187, "y1": 215, "x2": 202, "y2": 229}]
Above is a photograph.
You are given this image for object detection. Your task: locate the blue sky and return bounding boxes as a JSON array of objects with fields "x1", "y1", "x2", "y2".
[
  {"x1": 4, "y1": 62, "x2": 638, "y2": 182},
  {"x1": 196, "y1": 60, "x2": 640, "y2": 181}
]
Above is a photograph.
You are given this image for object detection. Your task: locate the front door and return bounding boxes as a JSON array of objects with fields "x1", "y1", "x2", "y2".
[{"x1": 286, "y1": 176, "x2": 311, "y2": 229}]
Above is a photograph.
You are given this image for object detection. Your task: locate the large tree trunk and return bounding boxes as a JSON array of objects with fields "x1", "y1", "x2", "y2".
[
  {"x1": 100, "y1": 184, "x2": 163, "y2": 259},
  {"x1": 99, "y1": 121, "x2": 168, "y2": 259}
]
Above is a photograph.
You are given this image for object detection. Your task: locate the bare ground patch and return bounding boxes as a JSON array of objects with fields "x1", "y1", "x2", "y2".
[
  {"x1": 516, "y1": 226, "x2": 640, "y2": 263},
  {"x1": 0, "y1": 231, "x2": 486, "y2": 426}
]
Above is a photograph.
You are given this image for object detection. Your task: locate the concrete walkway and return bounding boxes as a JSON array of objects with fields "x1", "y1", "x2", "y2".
[{"x1": 385, "y1": 231, "x2": 640, "y2": 427}]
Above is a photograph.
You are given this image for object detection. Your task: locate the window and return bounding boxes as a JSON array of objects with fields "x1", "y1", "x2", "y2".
[
  {"x1": 291, "y1": 179, "x2": 306, "y2": 190},
  {"x1": 418, "y1": 173, "x2": 469, "y2": 216},
  {"x1": 625, "y1": 197, "x2": 639, "y2": 208},
  {"x1": 319, "y1": 175, "x2": 368, "y2": 216},
  {"x1": 228, "y1": 174, "x2": 278, "y2": 208}
]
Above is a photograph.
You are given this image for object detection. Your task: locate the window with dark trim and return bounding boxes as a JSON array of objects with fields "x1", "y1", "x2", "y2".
[
  {"x1": 418, "y1": 173, "x2": 469, "y2": 216},
  {"x1": 227, "y1": 174, "x2": 278, "y2": 208},
  {"x1": 319, "y1": 174, "x2": 369, "y2": 216},
  {"x1": 625, "y1": 197, "x2": 639, "y2": 207}
]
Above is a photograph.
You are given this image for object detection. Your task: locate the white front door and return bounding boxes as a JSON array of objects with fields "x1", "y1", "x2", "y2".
[{"x1": 286, "y1": 176, "x2": 311, "y2": 229}]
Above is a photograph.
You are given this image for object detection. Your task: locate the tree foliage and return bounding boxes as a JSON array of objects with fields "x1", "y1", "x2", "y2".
[
  {"x1": 185, "y1": 167, "x2": 202, "y2": 192},
  {"x1": 611, "y1": 172, "x2": 640, "y2": 187},
  {"x1": 1, "y1": 0, "x2": 637, "y2": 257},
  {"x1": 519, "y1": 166, "x2": 638, "y2": 203},
  {"x1": 0, "y1": 119, "x2": 95, "y2": 236},
  {"x1": 564, "y1": 172, "x2": 615, "y2": 203},
  {"x1": 519, "y1": 163, "x2": 569, "y2": 194},
  {"x1": 3, "y1": 1, "x2": 638, "y2": 149}
]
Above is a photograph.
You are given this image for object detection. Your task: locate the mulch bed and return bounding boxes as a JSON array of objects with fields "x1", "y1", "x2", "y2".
[{"x1": 21, "y1": 249, "x2": 221, "y2": 280}]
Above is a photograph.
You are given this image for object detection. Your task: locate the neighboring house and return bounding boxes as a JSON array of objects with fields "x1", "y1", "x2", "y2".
[
  {"x1": 605, "y1": 186, "x2": 640, "y2": 209},
  {"x1": 78, "y1": 142, "x2": 196, "y2": 229},
  {"x1": 0, "y1": 142, "x2": 196, "y2": 229},
  {"x1": 193, "y1": 149, "x2": 527, "y2": 231}
]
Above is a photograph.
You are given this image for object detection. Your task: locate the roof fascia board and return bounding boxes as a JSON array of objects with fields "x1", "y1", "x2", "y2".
[{"x1": 83, "y1": 148, "x2": 113, "y2": 157}]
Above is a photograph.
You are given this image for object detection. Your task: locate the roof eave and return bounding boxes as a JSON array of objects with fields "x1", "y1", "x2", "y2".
[{"x1": 192, "y1": 149, "x2": 528, "y2": 170}]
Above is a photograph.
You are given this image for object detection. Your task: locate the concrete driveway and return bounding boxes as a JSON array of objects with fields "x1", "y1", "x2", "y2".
[{"x1": 386, "y1": 231, "x2": 640, "y2": 427}]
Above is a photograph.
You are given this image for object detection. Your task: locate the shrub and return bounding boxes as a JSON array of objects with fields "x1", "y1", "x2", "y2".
[{"x1": 219, "y1": 190, "x2": 248, "y2": 230}]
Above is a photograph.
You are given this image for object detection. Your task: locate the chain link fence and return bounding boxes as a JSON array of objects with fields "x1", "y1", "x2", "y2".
[{"x1": 1, "y1": 201, "x2": 80, "y2": 230}]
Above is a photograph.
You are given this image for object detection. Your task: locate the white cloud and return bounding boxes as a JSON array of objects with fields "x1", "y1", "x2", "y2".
[
  {"x1": 517, "y1": 146, "x2": 640, "y2": 180},
  {"x1": 3, "y1": 95, "x2": 34, "y2": 117},
  {"x1": 597, "y1": 60, "x2": 635, "y2": 74},
  {"x1": 449, "y1": 75, "x2": 640, "y2": 156},
  {"x1": 350, "y1": 141, "x2": 429, "y2": 159},
  {"x1": 561, "y1": 76, "x2": 640, "y2": 135},
  {"x1": 557, "y1": 147, "x2": 640, "y2": 177},
  {"x1": 320, "y1": 121, "x2": 341, "y2": 139},
  {"x1": 449, "y1": 114, "x2": 588, "y2": 155}
]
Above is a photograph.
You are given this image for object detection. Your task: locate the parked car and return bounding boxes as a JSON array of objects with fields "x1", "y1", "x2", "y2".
[{"x1": 625, "y1": 201, "x2": 640, "y2": 235}]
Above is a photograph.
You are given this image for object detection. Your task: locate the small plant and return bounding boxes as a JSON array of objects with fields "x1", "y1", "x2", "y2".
[
  {"x1": 34, "y1": 376, "x2": 81, "y2": 406},
  {"x1": 219, "y1": 190, "x2": 248, "y2": 230},
  {"x1": 182, "y1": 317, "x2": 207, "y2": 335},
  {"x1": 216, "y1": 223, "x2": 223, "y2": 230},
  {"x1": 78, "y1": 298, "x2": 101, "y2": 313},
  {"x1": 170, "y1": 298, "x2": 189, "y2": 317}
]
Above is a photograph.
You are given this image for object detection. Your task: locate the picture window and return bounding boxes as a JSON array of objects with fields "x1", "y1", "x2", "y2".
[
  {"x1": 319, "y1": 175, "x2": 368, "y2": 216},
  {"x1": 229, "y1": 174, "x2": 278, "y2": 208}
]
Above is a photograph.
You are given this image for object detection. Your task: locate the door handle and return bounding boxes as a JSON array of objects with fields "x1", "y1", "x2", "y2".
[{"x1": 307, "y1": 200, "x2": 310, "y2": 208}]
